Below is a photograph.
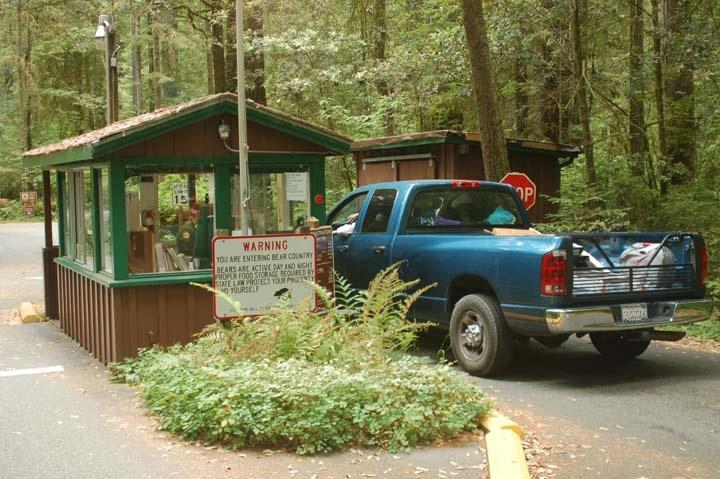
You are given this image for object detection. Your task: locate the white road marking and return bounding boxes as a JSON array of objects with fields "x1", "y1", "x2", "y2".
[
  {"x1": 26, "y1": 276, "x2": 43, "y2": 280},
  {"x1": 0, "y1": 365, "x2": 64, "y2": 377}
]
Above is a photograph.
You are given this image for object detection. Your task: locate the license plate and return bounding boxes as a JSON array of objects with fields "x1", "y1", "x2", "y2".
[{"x1": 621, "y1": 303, "x2": 648, "y2": 323}]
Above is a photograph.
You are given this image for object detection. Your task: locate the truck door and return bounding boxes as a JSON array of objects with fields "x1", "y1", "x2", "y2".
[
  {"x1": 328, "y1": 192, "x2": 368, "y2": 280},
  {"x1": 344, "y1": 189, "x2": 399, "y2": 289}
]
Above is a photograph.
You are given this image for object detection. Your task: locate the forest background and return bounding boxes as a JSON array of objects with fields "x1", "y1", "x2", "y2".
[{"x1": 0, "y1": 0, "x2": 718, "y2": 306}]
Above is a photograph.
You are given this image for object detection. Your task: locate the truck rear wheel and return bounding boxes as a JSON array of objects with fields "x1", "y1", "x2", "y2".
[
  {"x1": 450, "y1": 294, "x2": 514, "y2": 377},
  {"x1": 590, "y1": 332, "x2": 651, "y2": 361}
]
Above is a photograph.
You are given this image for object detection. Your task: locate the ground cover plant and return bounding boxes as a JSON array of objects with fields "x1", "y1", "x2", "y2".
[{"x1": 112, "y1": 264, "x2": 491, "y2": 454}]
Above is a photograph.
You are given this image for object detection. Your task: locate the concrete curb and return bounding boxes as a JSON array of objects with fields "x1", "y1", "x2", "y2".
[
  {"x1": 481, "y1": 410, "x2": 530, "y2": 479},
  {"x1": 19, "y1": 302, "x2": 41, "y2": 323}
]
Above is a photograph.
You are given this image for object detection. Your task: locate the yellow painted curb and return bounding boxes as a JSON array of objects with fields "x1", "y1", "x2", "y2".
[
  {"x1": 481, "y1": 410, "x2": 530, "y2": 479},
  {"x1": 19, "y1": 303, "x2": 41, "y2": 324}
]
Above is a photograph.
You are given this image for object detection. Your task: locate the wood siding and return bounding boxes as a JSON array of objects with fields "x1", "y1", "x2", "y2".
[
  {"x1": 57, "y1": 263, "x2": 214, "y2": 364},
  {"x1": 354, "y1": 143, "x2": 561, "y2": 223},
  {"x1": 110, "y1": 114, "x2": 327, "y2": 160}
]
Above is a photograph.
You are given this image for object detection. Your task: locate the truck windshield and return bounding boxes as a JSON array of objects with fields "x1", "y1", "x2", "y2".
[{"x1": 407, "y1": 189, "x2": 524, "y2": 229}]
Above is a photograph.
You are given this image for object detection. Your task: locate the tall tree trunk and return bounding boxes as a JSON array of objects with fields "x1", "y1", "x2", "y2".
[
  {"x1": 372, "y1": 0, "x2": 393, "y2": 134},
  {"x1": 210, "y1": 4, "x2": 226, "y2": 94},
  {"x1": 664, "y1": 0, "x2": 695, "y2": 185},
  {"x1": 514, "y1": 59, "x2": 529, "y2": 137},
  {"x1": 570, "y1": 0, "x2": 596, "y2": 184},
  {"x1": 461, "y1": 0, "x2": 510, "y2": 182},
  {"x1": 540, "y1": 42, "x2": 560, "y2": 143},
  {"x1": 148, "y1": 12, "x2": 162, "y2": 109},
  {"x1": 651, "y1": 0, "x2": 668, "y2": 194},
  {"x1": 245, "y1": 2, "x2": 267, "y2": 104},
  {"x1": 628, "y1": 0, "x2": 646, "y2": 177},
  {"x1": 206, "y1": 50, "x2": 214, "y2": 95},
  {"x1": 225, "y1": 2, "x2": 237, "y2": 93},
  {"x1": 17, "y1": 0, "x2": 31, "y2": 154},
  {"x1": 131, "y1": 11, "x2": 143, "y2": 116}
]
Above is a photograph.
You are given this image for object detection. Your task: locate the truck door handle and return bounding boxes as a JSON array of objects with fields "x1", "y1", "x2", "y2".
[
  {"x1": 337, "y1": 245, "x2": 349, "y2": 253},
  {"x1": 373, "y1": 246, "x2": 386, "y2": 255}
]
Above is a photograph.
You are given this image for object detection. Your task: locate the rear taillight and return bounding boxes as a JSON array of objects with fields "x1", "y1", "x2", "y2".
[
  {"x1": 541, "y1": 250, "x2": 567, "y2": 296},
  {"x1": 699, "y1": 244, "x2": 708, "y2": 288}
]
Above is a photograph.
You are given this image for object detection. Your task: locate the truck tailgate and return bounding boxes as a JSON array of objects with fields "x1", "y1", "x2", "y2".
[{"x1": 567, "y1": 232, "x2": 703, "y2": 302}]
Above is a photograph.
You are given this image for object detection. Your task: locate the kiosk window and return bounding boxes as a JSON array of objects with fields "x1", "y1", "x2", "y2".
[
  {"x1": 361, "y1": 189, "x2": 397, "y2": 233},
  {"x1": 98, "y1": 168, "x2": 112, "y2": 273},
  {"x1": 125, "y1": 171, "x2": 215, "y2": 274},
  {"x1": 64, "y1": 169, "x2": 94, "y2": 268},
  {"x1": 232, "y1": 171, "x2": 309, "y2": 234}
]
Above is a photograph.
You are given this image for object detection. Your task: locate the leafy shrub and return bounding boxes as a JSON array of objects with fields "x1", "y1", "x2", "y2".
[
  {"x1": 113, "y1": 264, "x2": 490, "y2": 454},
  {"x1": 0, "y1": 199, "x2": 45, "y2": 222}
]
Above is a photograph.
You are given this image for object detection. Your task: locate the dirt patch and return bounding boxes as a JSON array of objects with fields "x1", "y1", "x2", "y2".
[
  {"x1": 1, "y1": 308, "x2": 20, "y2": 325},
  {"x1": 662, "y1": 336, "x2": 720, "y2": 355}
]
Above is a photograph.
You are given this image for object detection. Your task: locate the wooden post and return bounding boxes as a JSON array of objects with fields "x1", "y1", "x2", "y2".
[{"x1": 42, "y1": 169, "x2": 59, "y2": 319}]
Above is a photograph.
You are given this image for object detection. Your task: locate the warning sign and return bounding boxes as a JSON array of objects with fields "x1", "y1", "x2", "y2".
[{"x1": 212, "y1": 234, "x2": 316, "y2": 318}]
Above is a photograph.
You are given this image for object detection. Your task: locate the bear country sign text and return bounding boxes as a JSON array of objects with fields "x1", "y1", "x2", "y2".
[{"x1": 212, "y1": 234, "x2": 317, "y2": 318}]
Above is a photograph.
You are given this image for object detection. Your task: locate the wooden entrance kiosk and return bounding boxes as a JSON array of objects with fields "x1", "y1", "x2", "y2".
[{"x1": 22, "y1": 93, "x2": 350, "y2": 363}]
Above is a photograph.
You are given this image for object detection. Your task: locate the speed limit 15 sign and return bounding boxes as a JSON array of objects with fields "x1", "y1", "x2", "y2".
[{"x1": 172, "y1": 183, "x2": 189, "y2": 207}]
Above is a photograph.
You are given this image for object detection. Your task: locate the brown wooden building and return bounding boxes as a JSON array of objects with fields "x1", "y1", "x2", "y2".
[
  {"x1": 351, "y1": 130, "x2": 580, "y2": 223},
  {"x1": 22, "y1": 93, "x2": 350, "y2": 364}
]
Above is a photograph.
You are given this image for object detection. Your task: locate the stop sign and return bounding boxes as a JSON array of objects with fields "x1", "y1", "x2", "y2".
[{"x1": 500, "y1": 172, "x2": 536, "y2": 210}]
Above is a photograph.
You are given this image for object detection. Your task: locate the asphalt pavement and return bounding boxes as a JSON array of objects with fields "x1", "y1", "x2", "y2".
[
  {"x1": 2, "y1": 222, "x2": 719, "y2": 479},
  {"x1": 0, "y1": 222, "x2": 485, "y2": 479},
  {"x1": 0, "y1": 222, "x2": 55, "y2": 321},
  {"x1": 476, "y1": 338, "x2": 720, "y2": 479}
]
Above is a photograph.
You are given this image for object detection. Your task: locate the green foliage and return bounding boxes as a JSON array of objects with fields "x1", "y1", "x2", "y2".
[
  {"x1": 674, "y1": 318, "x2": 720, "y2": 343},
  {"x1": 112, "y1": 264, "x2": 490, "y2": 454},
  {"x1": 0, "y1": 199, "x2": 44, "y2": 222},
  {"x1": 190, "y1": 263, "x2": 434, "y2": 368}
]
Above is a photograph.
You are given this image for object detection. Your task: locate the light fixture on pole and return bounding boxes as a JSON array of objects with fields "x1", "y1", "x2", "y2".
[{"x1": 94, "y1": 14, "x2": 119, "y2": 125}]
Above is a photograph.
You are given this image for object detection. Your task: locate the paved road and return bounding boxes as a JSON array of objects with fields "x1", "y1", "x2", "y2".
[
  {"x1": 0, "y1": 223, "x2": 484, "y2": 479},
  {"x1": 3, "y1": 222, "x2": 719, "y2": 478},
  {"x1": 476, "y1": 338, "x2": 720, "y2": 478},
  {"x1": 0, "y1": 222, "x2": 56, "y2": 319}
]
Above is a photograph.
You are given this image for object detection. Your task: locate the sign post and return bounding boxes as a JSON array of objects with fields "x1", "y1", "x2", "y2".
[
  {"x1": 20, "y1": 191, "x2": 37, "y2": 216},
  {"x1": 212, "y1": 234, "x2": 316, "y2": 318},
  {"x1": 500, "y1": 172, "x2": 536, "y2": 210}
]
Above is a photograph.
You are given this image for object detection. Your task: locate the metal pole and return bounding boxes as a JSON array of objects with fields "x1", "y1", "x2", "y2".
[
  {"x1": 110, "y1": 28, "x2": 119, "y2": 123},
  {"x1": 236, "y1": 0, "x2": 250, "y2": 235},
  {"x1": 105, "y1": 27, "x2": 113, "y2": 125}
]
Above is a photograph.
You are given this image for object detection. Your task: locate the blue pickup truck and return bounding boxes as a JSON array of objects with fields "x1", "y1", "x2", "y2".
[{"x1": 327, "y1": 180, "x2": 713, "y2": 376}]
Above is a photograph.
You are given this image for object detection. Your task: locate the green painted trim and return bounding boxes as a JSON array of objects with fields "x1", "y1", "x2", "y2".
[
  {"x1": 351, "y1": 137, "x2": 450, "y2": 152},
  {"x1": 92, "y1": 105, "x2": 226, "y2": 158},
  {"x1": 22, "y1": 144, "x2": 93, "y2": 168},
  {"x1": 121, "y1": 272, "x2": 212, "y2": 288},
  {"x1": 506, "y1": 144, "x2": 581, "y2": 159},
  {"x1": 91, "y1": 169, "x2": 102, "y2": 272},
  {"x1": 56, "y1": 171, "x2": 66, "y2": 256},
  {"x1": 55, "y1": 257, "x2": 211, "y2": 289},
  {"x1": 214, "y1": 165, "x2": 231, "y2": 230},
  {"x1": 91, "y1": 100, "x2": 349, "y2": 159},
  {"x1": 309, "y1": 157, "x2": 326, "y2": 222},
  {"x1": 109, "y1": 162, "x2": 128, "y2": 280},
  {"x1": 242, "y1": 105, "x2": 350, "y2": 154}
]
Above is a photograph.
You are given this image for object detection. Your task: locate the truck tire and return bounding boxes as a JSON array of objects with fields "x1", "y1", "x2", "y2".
[
  {"x1": 450, "y1": 294, "x2": 514, "y2": 377},
  {"x1": 590, "y1": 332, "x2": 651, "y2": 361}
]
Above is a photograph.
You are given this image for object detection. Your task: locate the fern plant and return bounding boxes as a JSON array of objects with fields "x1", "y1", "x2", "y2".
[{"x1": 189, "y1": 263, "x2": 434, "y2": 370}]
